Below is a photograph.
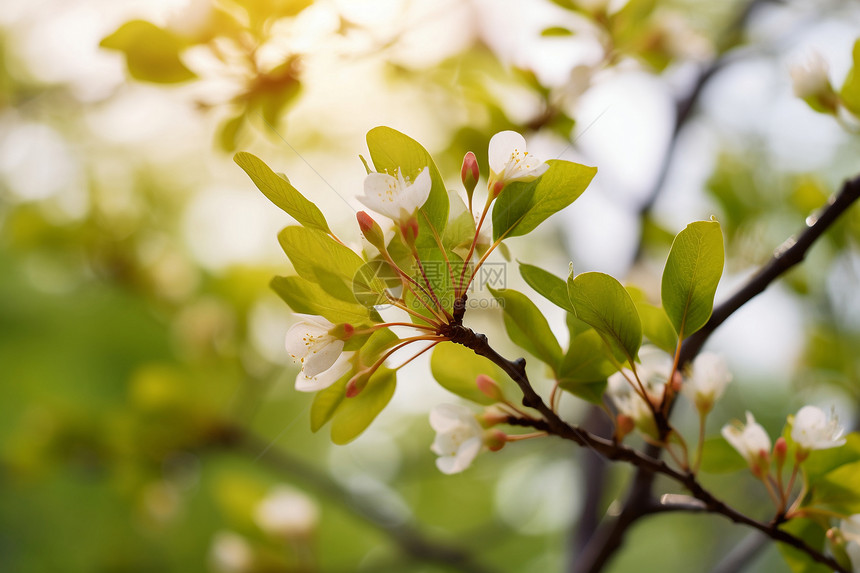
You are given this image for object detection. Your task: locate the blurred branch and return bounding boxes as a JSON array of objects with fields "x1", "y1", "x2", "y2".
[
  {"x1": 634, "y1": 0, "x2": 769, "y2": 255},
  {"x1": 681, "y1": 172, "x2": 860, "y2": 363},
  {"x1": 207, "y1": 426, "x2": 497, "y2": 573},
  {"x1": 709, "y1": 532, "x2": 770, "y2": 573}
]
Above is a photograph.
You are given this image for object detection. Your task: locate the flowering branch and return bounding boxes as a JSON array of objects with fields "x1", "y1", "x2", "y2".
[
  {"x1": 571, "y1": 171, "x2": 860, "y2": 573},
  {"x1": 445, "y1": 324, "x2": 848, "y2": 572}
]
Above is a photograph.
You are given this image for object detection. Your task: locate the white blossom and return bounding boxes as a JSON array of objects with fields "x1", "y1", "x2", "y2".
[
  {"x1": 607, "y1": 347, "x2": 671, "y2": 435},
  {"x1": 254, "y1": 486, "x2": 319, "y2": 538},
  {"x1": 790, "y1": 52, "x2": 831, "y2": 99},
  {"x1": 430, "y1": 404, "x2": 483, "y2": 474},
  {"x1": 842, "y1": 515, "x2": 860, "y2": 573},
  {"x1": 791, "y1": 405, "x2": 846, "y2": 454},
  {"x1": 684, "y1": 352, "x2": 732, "y2": 412},
  {"x1": 358, "y1": 167, "x2": 431, "y2": 223},
  {"x1": 285, "y1": 314, "x2": 351, "y2": 392},
  {"x1": 722, "y1": 412, "x2": 771, "y2": 471},
  {"x1": 209, "y1": 530, "x2": 252, "y2": 573},
  {"x1": 487, "y1": 131, "x2": 549, "y2": 193}
]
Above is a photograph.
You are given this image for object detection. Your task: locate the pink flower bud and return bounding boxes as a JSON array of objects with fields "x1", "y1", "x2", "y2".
[
  {"x1": 774, "y1": 437, "x2": 787, "y2": 469},
  {"x1": 356, "y1": 211, "x2": 385, "y2": 249},
  {"x1": 461, "y1": 151, "x2": 479, "y2": 202},
  {"x1": 615, "y1": 414, "x2": 635, "y2": 441},
  {"x1": 484, "y1": 429, "x2": 507, "y2": 452},
  {"x1": 479, "y1": 405, "x2": 510, "y2": 428},
  {"x1": 399, "y1": 216, "x2": 419, "y2": 247},
  {"x1": 476, "y1": 374, "x2": 505, "y2": 402},
  {"x1": 345, "y1": 371, "x2": 370, "y2": 398}
]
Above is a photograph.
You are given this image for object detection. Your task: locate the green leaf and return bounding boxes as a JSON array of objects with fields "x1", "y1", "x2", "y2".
[
  {"x1": 698, "y1": 436, "x2": 748, "y2": 473},
  {"x1": 100, "y1": 20, "x2": 196, "y2": 84},
  {"x1": 840, "y1": 39, "x2": 860, "y2": 117},
  {"x1": 310, "y1": 370, "x2": 352, "y2": 432},
  {"x1": 270, "y1": 276, "x2": 370, "y2": 324},
  {"x1": 519, "y1": 262, "x2": 575, "y2": 313},
  {"x1": 430, "y1": 343, "x2": 509, "y2": 405},
  {"x1": 810, "y1": 460, "x2": 860, "y2": 514},
  {"x1": 278, "y1": 226, "x2": 382, "y2": 303},
  {"x1": 661, "y1": 220, "x2": 724, "y2": 339},
  {"x1": 487, "y1": 287, "x2": 563, "y2": 371},
  {"x1": 627, "y1": 287, "x2": 678, "y2": 355},
  {"x1": 491, "y1": 180, "x2": 537, "y2": 242},
  {"x1": 330, "y1": 368, "x2": 397, "y2": 445},
  {"x1": 234, "y1": 152, "x2": 331, "y2": 234},
  {"x1": 311, "y1": 329, "x2": 398, "y2": 435},
  {"x1": 557, "y1": 330, "x2": 613, "y2": 403},
  {"x1": 366, "y1": 127, "x2": 449, "y2": 247},
  {"x1": 804, "y1": 434, "x2": 860, "y2": 483},
  {"x1": 492, "y1": 159, "x2": 597, "y2": 241},
  {"x1": 567, "y1": 271, "x2": 642, "y2": 363}
]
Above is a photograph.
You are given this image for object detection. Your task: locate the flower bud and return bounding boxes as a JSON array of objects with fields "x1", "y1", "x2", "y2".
[
  {"x1": 328, "y1": 323, "x2": 354, "y2": 341},
  {"x1": 774, "y1": 437, "x2": 787, "y2": 470},
  {"x1": 357, "y1": 211, "x2": 385, "y2": 250},
  {"x1": 345, "y1": 370, "x2": 371, "y2": 398},
  {"x1": 399, "y1": 216, "x2": 419, "y2": 247},
  {"x1": 483, "y1": 429, "x2": 507, "y2": 452},
  {"x1": 461, "y1": 151, "x2": 480, "y2": 205},
  {"x1": 476, "y1": 374, "x2": 505, "y2": 402},
  {"x1": 479, "y1": 405, "x2": 510, "y2": 428},
  {"x1": 615, "y1": 414, "x2": 635, "y2": 441}
]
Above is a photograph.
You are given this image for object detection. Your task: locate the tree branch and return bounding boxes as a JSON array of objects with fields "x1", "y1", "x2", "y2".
[
  {"x1": 206, "y1": 426, "x2": 497, "y2": 573},
  {"x1": 447, "y1": 325, "x2": 849, "y2": 572},
  {"x1": 573, "y1": 171, "x2": 860, "y2": 571},
  {"x1": 680, "y1": 172, "x2": 860, "y2": 364}
]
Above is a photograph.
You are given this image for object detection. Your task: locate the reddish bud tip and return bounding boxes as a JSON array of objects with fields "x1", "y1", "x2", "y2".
[
  {"x1": 671, "y1": 371, "x2": 683, "y2": 393},
  {"x1": 345, "y1": 372, "x2": 369, "y2": 398},
  {"x1": 400, "y1": 216, "x2": 419, "y2": 246},
  {"x1": 461, "y1": 151, "x2": 480, "y2": 198},
  {"x1": 343, "y1": 323, "x2": 354, "y2": 338},
  {"x1": 357, "y1": 211, "x2": 374, "y2": 234},
  {"x1": 615, "y1": 414, "x2": 635, "y2": 441},
  {"x1": 476, "y1": 374, "x2": 504, "y2": 402},
  {"x1": 479, "y1": 405, "x2": 510, "y2": 428},
  {"x1": 484, "y1": 429, "x2": 507, "y2": 452},
  {"x1": 357, "y1": 211, "x2": 385, "y2": 249},
  {"x1": 491, "y1": 179, "x2": 505, "y2": 198}
]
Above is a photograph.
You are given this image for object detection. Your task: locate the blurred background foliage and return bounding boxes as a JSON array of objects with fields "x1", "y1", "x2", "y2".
[{"x1": 1, "y1": 0, "x2": 860, "y2": 572}]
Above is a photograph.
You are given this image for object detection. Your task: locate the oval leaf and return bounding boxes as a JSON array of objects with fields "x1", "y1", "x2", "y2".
[
  {"x1": 487, "y1": 287, "x2": 563, "y2": 371},
  {"x1": 567, "y1": 271, "x2": 642, "y2": 363},
  {"x1": 330, "y1": 368, "x2": 397, "y2": 445},
  {"x1": 100, "y1": 20, "x2": 196, "y2": 84},
  {"x1": 661, "y1": 220, "x2": 724, "y2": 339},
  {"x1": 557, "y1": 330, "x2": 614, "y2": 403},
  {"x1": 430, "y1": 343, "x2": 509, "y2": 405},
  {"x1": 493, "y1": 159, "x2": 597, "y2": 241},
  {"x1": 234, "y1": 152, "x2": 331, "y2": 234},
  {"x1": 519, "y1": 262, "x2": 575, "y2": 313},
  {"x1": 366, "y1": 127, "x2": 449, "y2": 247}
]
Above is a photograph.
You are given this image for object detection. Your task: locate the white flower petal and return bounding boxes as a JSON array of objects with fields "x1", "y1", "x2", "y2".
[
  {"x1": 791, "y1": 405, "x2": 845, "y2": 452},
  {"x1": 429, "y1": 403, "x2": 483, "y2": 474},
  {"x1": 722, "y1": 411, "x2": 771, "y2": 465},
  {"x1": 488, "y1": 131, "x2": 527, "y2": 174},
  {"x1": 358, "y1": 168, "x2": 431, "y2": 222},
  {"x1": 302, "y1": 339, "x2": 344, "y2": 378},
  {"x1": 295, "y1": 352, "x2": 353, "y2": 392}
]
